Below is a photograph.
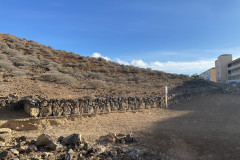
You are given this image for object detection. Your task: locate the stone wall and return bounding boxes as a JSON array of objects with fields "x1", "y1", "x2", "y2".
[
  {"x1": 22, "y1": 88, "x2": 221, "y2": 118},
  {"x1": 0, "y1": 94, "x2": 21, "y2": 111}
]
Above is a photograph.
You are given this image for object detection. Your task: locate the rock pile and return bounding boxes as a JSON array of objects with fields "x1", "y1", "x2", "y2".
[{"x1": 0, "y1": 132, "x2": 160, "y2": 160}]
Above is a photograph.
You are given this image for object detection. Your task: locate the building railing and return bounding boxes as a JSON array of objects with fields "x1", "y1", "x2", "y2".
[
  {"x1": 229, "y1": 72, "x2": 240, "y2": 77},
  {"x1": 228, "y1": 63, "x2": 240, "y2": 70}
]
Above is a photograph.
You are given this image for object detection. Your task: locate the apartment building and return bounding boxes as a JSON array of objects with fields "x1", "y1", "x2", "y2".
[
  {"x1": 199, "y1": 68, "x2": 216, "y2": 82},
  {"x1": 215, "y1": 54, "x2": 232, "y2": 83},
  {"x1": 227, "y1": 57, "x2": 240, "y2": 83}
]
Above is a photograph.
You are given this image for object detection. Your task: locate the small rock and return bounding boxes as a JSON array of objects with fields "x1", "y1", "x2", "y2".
[
  {"x1": 0, "y1": 133, "x2": 11, "y2": 143},
  {"x1": 0, "y1": 141, "x2": 5, "y2": 147},
  {"x1": 27, "y1": 144, "x2": 37, "y2": 152},
  {"x1": 125, "y1": 133, "x2": 134, "y2": 143},
  {"x1": 10, "y1": 149, "x2": 19, "y2": 155},
  {"x1": 106, "y1": 133, "x2": 116, "y2": 143},
  {"x1": 87, "y1": 148, "x2": 98, "y2": 156},
  {"x1": 122, "y1": 155, "x2": 131, "y2": 160},
  {"x1": 15, "y1": 136, "x2": 27, "y2": 142},
  {"x1": 120, "y1": 138, "x2": 125, "y2": 144},
  {"x1": 19, "y1": 144, "x2": 29, "y2": 152},
  {"x1": 0, "y1": 128, "x2": 11, "y2": 134},
  {"x1": 65, "y1": 149, "x2": 74, "y2": 160},
  {"x1": 110, "y1": 150, "x2": 117, "y2": 157},
  {"x1": 83, "y1": 143, "x2": 89, "y2": 150}
]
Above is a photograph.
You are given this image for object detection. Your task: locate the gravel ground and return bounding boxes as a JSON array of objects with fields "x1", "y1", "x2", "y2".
[{"x1": 1, "y1": 93, "x2": 240, "y2": 159}]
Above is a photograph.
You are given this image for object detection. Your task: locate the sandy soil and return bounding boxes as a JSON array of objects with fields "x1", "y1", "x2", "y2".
[{"x1": 1, "y1": 93, "x2": 240, "y2": 160}]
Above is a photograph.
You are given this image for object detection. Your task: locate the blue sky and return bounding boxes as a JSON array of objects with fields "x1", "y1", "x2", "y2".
[{"x1": 1, "y1": 0, "x2": 240, "y2": 74}]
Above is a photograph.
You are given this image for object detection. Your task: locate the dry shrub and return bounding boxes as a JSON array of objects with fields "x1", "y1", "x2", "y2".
[
  {"x1": 8, "y1": 53, "x2": 41, "y2": 66},
  {"x1": 82, "y1": 71, "x2": 105, "y2": 79},
  {"x1": 3, "y1": 48, "x2": 22, "y2": 57},
  {"x1": 28, "y1": 40, "x2": 41, "y2": 48},
  {"x1": 99, "y1": 68, "x2": 110, "y2": 73},
  {"x1": 128, "y1": 75, "x2": 142, "y2": 83},
  {"x1": 88, "y1": 79, "x2": 106, "y2": 89},
  {"x1": 0, "y1": 60, "x2": 16, "y2": 71},
  {"x1": 41, "y1": 47, "x2": 54, "y2": 57},
  {"x1": 78, "y1": 62, "x2": 87, "y2": 67},
  {"x1": 27, "y1": 55, "x2": 41, "y2": 65},
  {"x1": 122, "y1": 66, "x2": 130, "y2": 73},
  {"x1": 0, "y1": 42, "x2": 9, "y2": 50},
  {"x1": 4, "y1": 70, "x2": 26, "y2": 77},
  {"x1": 57, "y1": 66, "x2": 74, "y2": 74},
  {"x1": 72, "y1": 68, "x2": 84, "y2": 79},
  {"x1": 3, "y1": 34, "x2": 25, "y2": 49},
  {"x1": 40, "y1": 71, "x2": 78, "y2": 84},
  {"x1": 0, "y1": 53, "x2": 8, "y2": 60}
]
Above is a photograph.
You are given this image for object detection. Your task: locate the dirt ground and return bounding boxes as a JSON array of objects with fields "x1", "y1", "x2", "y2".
[{"x1": 1, "y1": 93, "x2": 240, "y2": 160}]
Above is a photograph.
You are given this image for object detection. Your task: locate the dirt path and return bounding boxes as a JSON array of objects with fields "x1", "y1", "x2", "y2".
[{"x1": 2, "y1": 93, "x2": 240, "y2": 159}]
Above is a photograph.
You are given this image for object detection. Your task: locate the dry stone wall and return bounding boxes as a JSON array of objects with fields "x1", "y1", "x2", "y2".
[{"x1": 22, "y1": 88, "x2": 221, "y2": 118}]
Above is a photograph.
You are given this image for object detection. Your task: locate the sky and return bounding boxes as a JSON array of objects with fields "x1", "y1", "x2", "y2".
[{"x1": 1, "y1": 0, "x2": 240, "y2": 74}]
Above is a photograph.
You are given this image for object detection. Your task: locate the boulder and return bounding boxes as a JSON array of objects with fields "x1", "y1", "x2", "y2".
[
  {"x1": 0, "y1": 150, "x2": 11, "y2": 160},
  {"x1": 36, "y1": 133, "x2": 57, "y2": 150},
  {"x1": 61, "y1": 134, "x2": 82, "y2": 146}
]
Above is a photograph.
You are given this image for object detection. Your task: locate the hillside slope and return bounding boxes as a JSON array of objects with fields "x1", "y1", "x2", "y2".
[{"x1": 0, "y1": 33, "x2": 216, "y2": 99}]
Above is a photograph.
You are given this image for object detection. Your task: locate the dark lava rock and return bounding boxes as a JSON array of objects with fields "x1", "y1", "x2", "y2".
[{"x1": 61, "y1": 134, "x2": 82, "y2": 146}]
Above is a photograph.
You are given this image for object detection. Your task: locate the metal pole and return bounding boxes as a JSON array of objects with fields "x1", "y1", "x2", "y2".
[{"x1": 165, "y1": 86, "x2": 168, "y2": 108}]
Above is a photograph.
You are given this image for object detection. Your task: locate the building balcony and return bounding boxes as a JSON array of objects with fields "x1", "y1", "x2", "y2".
[
  {"x1": 228, "y1": 63, "x2": 240, "y2": 70},
  {"x1": 229, "y1": 72, "x2": 240, "y2": 77}
]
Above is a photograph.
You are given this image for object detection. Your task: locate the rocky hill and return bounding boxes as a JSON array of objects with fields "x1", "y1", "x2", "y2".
[{"x1": 0, "y1": 33, "x2": 216, "y2": 99}]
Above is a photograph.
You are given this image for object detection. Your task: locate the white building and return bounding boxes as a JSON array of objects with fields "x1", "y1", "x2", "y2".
[{"x1": 227, "y1": 57, "x2": 240, "y2": 83}]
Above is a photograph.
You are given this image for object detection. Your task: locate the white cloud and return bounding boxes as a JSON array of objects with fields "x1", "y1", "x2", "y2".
[
  {"x1": 115, "y1": 58, "x2": 129, "y2": 65},
  {"x1": 150, "y1": 60, "x2": 215, "y2": 74},
  {"x1": 131, "y1": 59, "x2": 148, "y2": 68},
  {"x1": 113, "y1": 58, "x2": 214, "y2": 74},
  {"x1": 92, "y1": 52, "x2": 111, "y2": 61},
  {"x1": 90, "y1": 52, "x2": 217, "y2": 74}
]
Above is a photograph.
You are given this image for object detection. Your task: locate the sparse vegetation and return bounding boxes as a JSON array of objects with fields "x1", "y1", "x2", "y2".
[
  {"x1": 0, "y1": 60, "x2": 16, "y2": 71},
  {"x1": 88, "y1": 79, "x2": 106, "y2": 89},
  {"x1": 40, "y1": 71, "x2": 78, "y2": 84},
  {"x1": 0, "y1": 32, "x2": 216, "y2": 98}
]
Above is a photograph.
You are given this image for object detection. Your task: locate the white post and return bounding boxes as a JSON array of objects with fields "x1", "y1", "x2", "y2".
[{"x1": 165, "y1": 86, "x2": 168, "y2": 108}]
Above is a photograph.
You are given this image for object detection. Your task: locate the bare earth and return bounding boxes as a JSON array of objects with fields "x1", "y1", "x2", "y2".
[{"x1": 1, "y1": 93, "x2": 240, "y2": 160}]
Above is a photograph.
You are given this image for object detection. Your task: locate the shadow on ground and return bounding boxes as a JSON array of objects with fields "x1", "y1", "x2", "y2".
[{"x1": 137, "y1": 94, "x2": 240, "y2": 160}]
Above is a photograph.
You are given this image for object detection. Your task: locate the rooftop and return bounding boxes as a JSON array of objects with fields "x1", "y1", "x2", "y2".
[{"x1": 229, "y1": 57, "x2": 240, "y2": 65}]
